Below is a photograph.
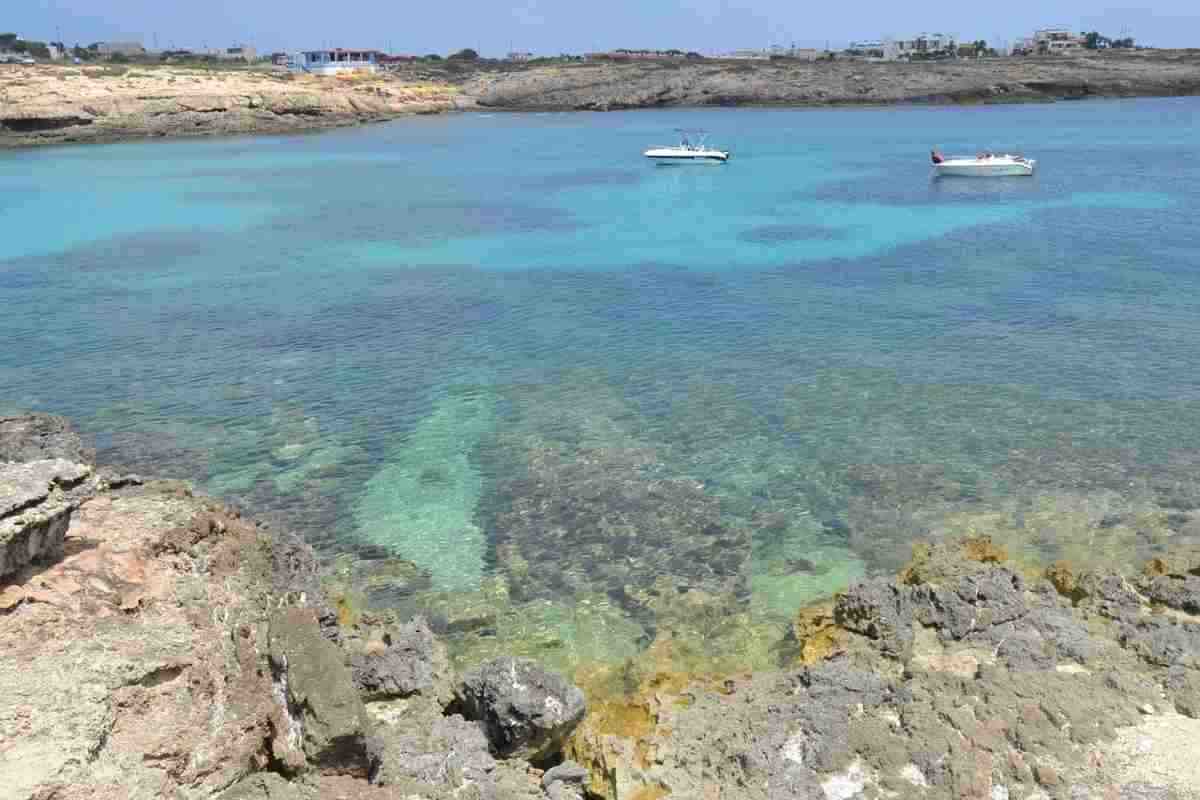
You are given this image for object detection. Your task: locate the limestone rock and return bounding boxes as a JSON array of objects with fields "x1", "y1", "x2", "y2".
[
  {"x1": 0, "y1": 487, "x2": 282, "y2": 799},
  {"x1": 368, "y1": 694, "x2": 499, "y2": 797},
  {"x1": 899, "y1": 535, "x2": 1008, "y2": 586},
  {"x1": 912, "y1": 568, "x2": 1027, "y2": 640},
  {"x1": 1081, "y1": 573, "x2": 1146, "y2": 620},
  {"x1": 0, "y1": 458, "x2": 92, "y2": 578},
  {"x1": 541, "y1": 760, "x2": 588, "y2": 789},
  {"x1": 218, "y1": 772, "x2": 318, "y2": 800},
  {"x1": 1165, "y1": 667, "x2": 1200, "y2": 718},
  {"x1": 268, "y1": 607, "x2": 377, "y2": 775},
  {"x1": 1140, "y1": 574, "x2": 1200, "y2": 614},
  {"x1": 835, "y1": 578, "x2": 914, "y2": 658},
  {"x1": 1118, "y1": 617, "x2": 1200, "y2": 669},
  {"x1": 0, "y1": 412, "x2": 93, "y2": 464},
  {"x1": 456, "y1": 657, "x2": 586, "y2": 761},
  {"x1": 350, "y1": 615, "x2": 454, "y2": 704},
  {"x1": 271, "y1": 530, "x2": 342, "y2": 642}
]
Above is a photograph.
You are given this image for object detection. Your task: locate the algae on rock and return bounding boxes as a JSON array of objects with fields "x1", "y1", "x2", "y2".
[{"x1": 354, "y1": 389, "x2": 496, "y2": 591}]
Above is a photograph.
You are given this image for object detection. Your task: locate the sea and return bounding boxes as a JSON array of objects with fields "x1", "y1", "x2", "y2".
[{"x1": 4, "y1": 98, "x2": 1200, "y2": 677}]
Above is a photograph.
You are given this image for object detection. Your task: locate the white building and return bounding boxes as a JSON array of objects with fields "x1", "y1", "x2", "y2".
[
  {"x1": 1034, "y1": 28, "x2": 1084, "y2": 54},
  {"x1": 847, "y1": 40, "x2": 886, "y2": 59},
  {"x1": 506, "y1": 51, "x2": 533, "y2": 62},
  {"x1": 289, "y1": 49, "x2": 381, "y2": 75},
  {"x1": 883, "y1": 32, "x2": 957, "y2": 60}
]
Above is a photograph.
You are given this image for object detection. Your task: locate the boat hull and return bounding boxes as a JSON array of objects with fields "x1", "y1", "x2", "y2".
[
  {"x1": 644, "y1": 149, "x2": 729, "y2": 163},
  {"x1": 933, "y1": 159, "x2": 1035, "y2": 177}
]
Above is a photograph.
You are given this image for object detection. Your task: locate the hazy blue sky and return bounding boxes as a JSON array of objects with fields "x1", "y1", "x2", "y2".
[{"x1": 9, "y1": 0, "x2": 1198, "y2": 54}]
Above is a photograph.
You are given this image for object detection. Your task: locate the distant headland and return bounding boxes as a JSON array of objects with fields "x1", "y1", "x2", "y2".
[{"x1": 3, "y1": 47, "x2": 1200, "y2": 148}]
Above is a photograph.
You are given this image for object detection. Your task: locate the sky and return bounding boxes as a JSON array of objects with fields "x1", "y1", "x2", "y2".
[{"x1": 8, "y1": 0, "x2": 1199, "y2": 55}]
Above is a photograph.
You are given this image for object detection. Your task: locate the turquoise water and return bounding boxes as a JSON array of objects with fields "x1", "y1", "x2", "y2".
[{"x1": 5, "y1": 99, "x2": 1200, "y2": 673}]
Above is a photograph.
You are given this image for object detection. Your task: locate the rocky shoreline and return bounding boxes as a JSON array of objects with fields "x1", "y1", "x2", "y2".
[
  {"x1": 4, "y1": 51, "x2": 1200, "y2": 149},
  {"x1": 466, "y1": 49, "x2": 1200, "y2": 111},
  {"x1": 0, "y1": 65, "x2": 466, "y2": 149},
  {"x1": 2, "y1": 412, "x2": 1199, "y2": 799}
]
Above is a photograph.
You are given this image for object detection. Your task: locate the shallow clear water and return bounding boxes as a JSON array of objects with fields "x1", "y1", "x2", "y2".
[{"x1": 5, "y1": 99, "x2": 1200, "y2": 675}]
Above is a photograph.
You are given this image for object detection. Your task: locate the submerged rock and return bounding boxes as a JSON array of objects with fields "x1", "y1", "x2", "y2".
[
  {"x1": 354, "y1": 390, "x2": 496, "y2": 592},
  {"x1": 456, "y1": 656, "x2": 587, "y2": 762},
  {"x1": 491, "y1": 445, "x2": 750, "y2": 613},
  {"x1": 0, "y1": 412, "x2": 94, "y2": 464}
]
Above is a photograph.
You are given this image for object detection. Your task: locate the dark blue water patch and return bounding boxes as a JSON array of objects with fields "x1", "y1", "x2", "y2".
[
  {"x1": 0, "y1": 228, "x2": 220, "y2": 279},
  {"x1": 421, "y1": 202, "x2": 581, "y2": 236},
  {"x1": 520, "y1": 169, "x2": 642, "y2": 193},
  {"x1": 738, "y1": 224, "x2": 848, "y2": 245},
  {"x1": 260, "y1": 200, "x2": 583, "y2": 243},
  {"x1": 178, "y1": 158, "x2": 425, "y2": 187},
  {"x1": 0, "y1": 266, "x2": 44, "y2": 290},
  {"x1": 807, "y1": 173, "x2": 1049, "y2": 207}
]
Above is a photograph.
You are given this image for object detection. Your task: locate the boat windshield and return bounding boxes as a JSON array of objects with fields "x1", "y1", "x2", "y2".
[{"x1": 676, "y1": 128, "x2": 709, "y2": 150}]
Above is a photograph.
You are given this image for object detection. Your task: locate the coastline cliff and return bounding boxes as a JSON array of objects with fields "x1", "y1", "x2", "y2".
[{"x1": 2, "y1": 412, "x2": 1198, "y2": 799}]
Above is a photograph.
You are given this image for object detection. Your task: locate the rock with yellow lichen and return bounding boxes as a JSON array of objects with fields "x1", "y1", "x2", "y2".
[{"x1": 565, "y1": 531, "x2": 1200, "y2": 799}]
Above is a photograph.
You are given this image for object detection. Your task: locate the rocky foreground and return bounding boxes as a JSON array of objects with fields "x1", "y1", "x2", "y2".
[
  {"x1": 0, "y1": 65, "x2": 464, "y2": 148},
  {"x1": 2, "y1": 412, "x2": 1199, "y2": 800},
  {"x1": 467, "y1": 50, "x2": 1200, "y2": 111}
]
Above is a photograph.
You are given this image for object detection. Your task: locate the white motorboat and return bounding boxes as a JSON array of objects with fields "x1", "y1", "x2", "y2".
[
  {"x1": 644, "y1": 129, "x2": 730, "y2": 163},
  {"x1": 931, "y1": 151, "x2": 1036, "y2": 177}
]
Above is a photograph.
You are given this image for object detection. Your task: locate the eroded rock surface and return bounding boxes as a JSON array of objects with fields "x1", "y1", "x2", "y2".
[
  {"x1": 456, "y1": 657, "x2": 587, "y2": 762},
  {"x1": 268, "y1": 607, "x2": 377, "y2": 776},
  {"x1": 566, "y1": 537, "x2": 1200, "y2": 800},
  {"x1": 350, "y1": 615, "x2": 454, "y2": 704},
  {"x1": 0, "y1": 65, "x2": 464, "y2": 149},
  {"x1": 0, "y1": 458, "x2": 93, "y2": 579},
  {"x1": 0, "y1": 412, "x2": 93, "y2": 464}
]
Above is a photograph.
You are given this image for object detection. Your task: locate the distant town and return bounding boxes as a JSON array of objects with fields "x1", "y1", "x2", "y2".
[{"x1": 0, "y1": 26, "x2": 1140, "y2": 74}]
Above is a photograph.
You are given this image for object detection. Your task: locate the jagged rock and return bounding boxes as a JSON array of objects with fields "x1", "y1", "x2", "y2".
[
  {"x1": 268, "y1": 607, "x2": 377, "y2": 776},
  {"x1": 1118, "y1": 617, "x2": 1200, "y2": 669},
  {"x1": 834, "y1": 578, "x2": 914, "y2": 658},
  {"x1": 456, "y1": 657, "x2": 586, "y2": 761},
  {"x1": 1165, "y1": 667, "x2": 1200, "y2": 718},
  {"x1": 969, "y1": 602, "x2": 1098, "y2": 671},
  {"x1": 1140, "y1": 575, "x2": 1200, "y2": 614},
  {"x1": 0, "y1": 412, "x2": 93, "y2": 465},
  {"x1": 543, "y1": 760, "x2": 589, "y2": 798},
  {"x1": 218, "y1": 772, "x2": 317, "y2": 800},
  {"x1": 350, "y1": 616, "x2": 454, "y2": 704},
  {"x1": 369, "y1": 694, "x2": 499, "y2": 797},
  {"x1": 541, "y1": 760, "x2": 588, "y2": 789},
  {"x1": 912, "y1": 568, "x2": 1027, "y2": 640},
  {"x1": 271, "y1": 530, "x2": 342, "y2": 642},
  {"x1": 0, "y1": 458, "x2": 92, "y2": 579},
  {"x1": 1082, "y1": 573, "x2": 1146, "y2": 620},
  {"x1": 899, "y1": 536, "x2": 1008, "y2": 586}
]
